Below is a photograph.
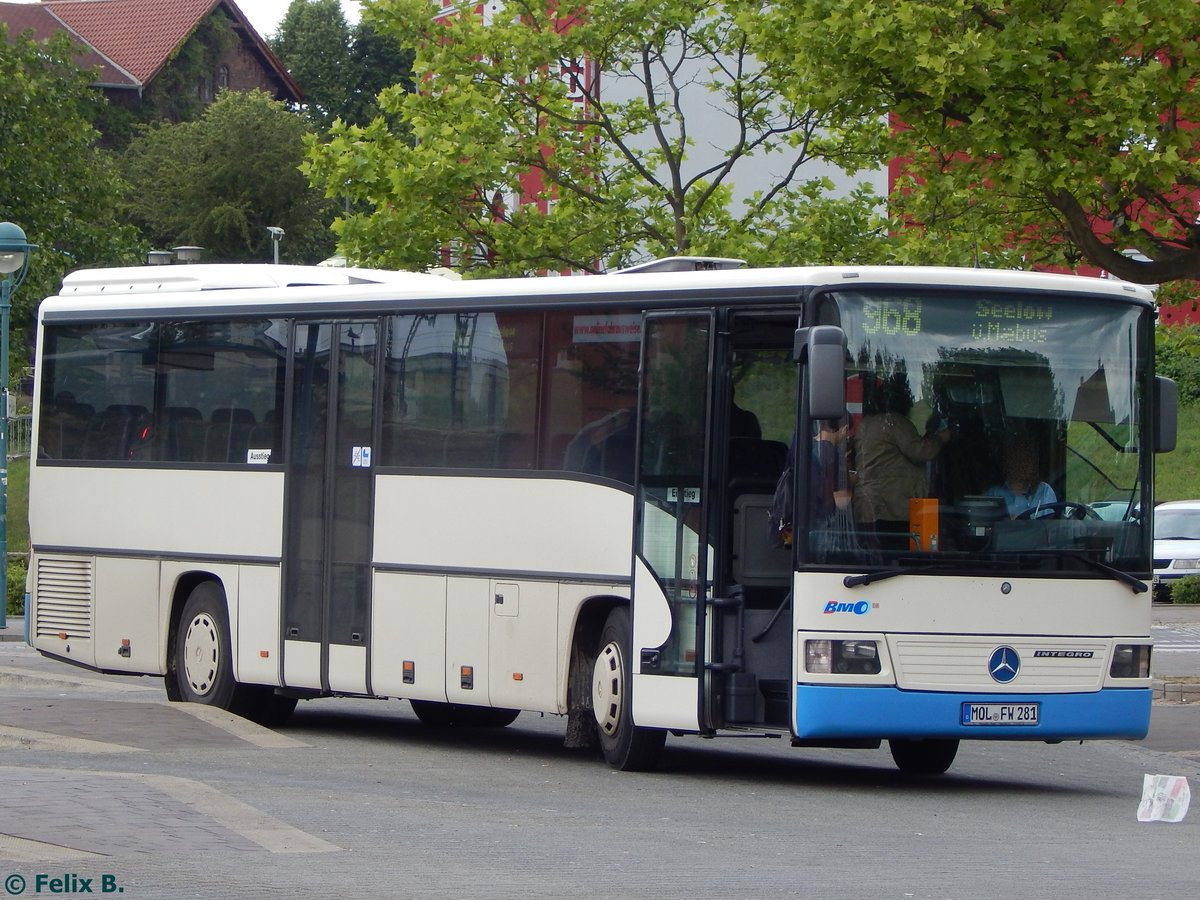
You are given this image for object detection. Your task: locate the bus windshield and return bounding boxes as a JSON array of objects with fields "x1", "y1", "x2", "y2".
[{"x1": 807, "y1": 288, "x2": 1150, "y2": 576}]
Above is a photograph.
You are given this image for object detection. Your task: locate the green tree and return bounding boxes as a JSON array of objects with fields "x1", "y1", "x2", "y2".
[
  {"x1": 271, "y1": 1, "x2": 414, "y2": 128},
  {"x1": 754, "y1": 0, "x2": 1200, "y2": 283},
  {"x1": 344, "y1": 19, "x2": 415, "y2": 128},
  {"x1": 303, "y1": 0, "x2": 887, "y2": 275},
  {"x1": 120, "y1": 90, "x2": 337, "y2": 263},
  {"x1": 270, "y1": 0, "x2": 356, "y2": 130},
  {"x1": 0, "y1": 26, "x2": 141, "y2": 357}
]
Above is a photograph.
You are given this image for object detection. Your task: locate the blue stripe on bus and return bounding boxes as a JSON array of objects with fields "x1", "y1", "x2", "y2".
[{"x1": 794, "y1": 684, "x2": 1151, "y2": 741}]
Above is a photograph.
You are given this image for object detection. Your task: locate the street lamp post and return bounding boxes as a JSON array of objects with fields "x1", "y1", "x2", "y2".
[
  {"x1": 267, "y1": 227, "x2": 284, "y2": 264},
  {"x1": 0, "y1": 223, "x2": 36, "y2": 630}
]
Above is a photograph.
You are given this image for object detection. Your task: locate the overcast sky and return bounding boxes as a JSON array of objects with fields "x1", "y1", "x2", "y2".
[{"x1": 236, "y1": 0, "x2": 362, "y2": 40}]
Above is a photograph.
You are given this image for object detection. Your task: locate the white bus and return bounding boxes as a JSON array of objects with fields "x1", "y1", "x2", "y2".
[{"x1": 27, "y1": 259, "x2": 1174, "y2": 773}]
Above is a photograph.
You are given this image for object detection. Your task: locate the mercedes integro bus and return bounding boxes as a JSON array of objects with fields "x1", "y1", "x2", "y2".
[{"x1": 26, "y1": 259, "x2": 1175, "y2": 773}]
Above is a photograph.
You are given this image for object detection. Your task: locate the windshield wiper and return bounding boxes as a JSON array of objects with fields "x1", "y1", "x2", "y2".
[
  {"x1": 1061, "y1": 552, "x2": 1148, "y2": 593},
  {"x1": 844, "y1": 552, "x2": 1147, "y2": 594},
  {"x1": 986, "y1": 549, "x2": 1148, "y2": 594},
  {"x1": 843, "y1": 562, "x2": 955, "y2": 588}
]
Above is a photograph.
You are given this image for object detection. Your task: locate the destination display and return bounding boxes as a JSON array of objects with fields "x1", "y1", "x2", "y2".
[{"x1": 858, "y1": 295, "x2": 1056, "y2": 345}]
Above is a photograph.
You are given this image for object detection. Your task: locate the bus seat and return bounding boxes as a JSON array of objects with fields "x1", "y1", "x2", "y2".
[
  {"x1": 549, "y1": 432, "x2": 577, "y2": 470},
  {"x1": 498, "y1": 431, "x2": 535, "y2": 469},
  {"x1": 383, "y1": 423, "x2": 446, "y2": 466},
  {"x1": 248, "y1": 422, "x2": 280, "y2": 459},
  {"x1": 582, "y1": 425, "x2": 636, "y2": 483},
  {"x1": 41, "y1": 401, "x2": 93, "y2": 458},
  {"x1": 211, "y1": 407, "x2": 256, "y2": 425},
  {"x1": 157, "y1": 406, "x2": 204, "y2": 461},
  {"x1": 82, "y1": 404, "x2": 150, "y2": 460},
  {"x1": 205, "y1": 420, "x2": 254, "y2": 463}
]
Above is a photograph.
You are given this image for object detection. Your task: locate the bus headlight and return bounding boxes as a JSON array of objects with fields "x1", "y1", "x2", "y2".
[
  {"x1": 805, "y1": 639, "x2": 881, "y2": 675},
  {"x1": 1110, "y1": 644, "x2": 1151, "y2": 678}
]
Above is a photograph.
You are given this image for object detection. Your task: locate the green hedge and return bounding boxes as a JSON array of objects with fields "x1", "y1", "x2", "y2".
[
  {"x1": 1168, "y1": 575, "x2": 1200, "y2": 604},
  {"x1": 1156, "y1": 324, "x2": 1200, "y2": 404},
  {"x1": 7, "y1": 556, "x2": 25, "y2": 618}
]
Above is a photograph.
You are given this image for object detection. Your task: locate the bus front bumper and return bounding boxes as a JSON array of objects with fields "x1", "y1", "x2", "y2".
[{"x1": 794, "y1": 684, "x2": 1152, "y2": 741}]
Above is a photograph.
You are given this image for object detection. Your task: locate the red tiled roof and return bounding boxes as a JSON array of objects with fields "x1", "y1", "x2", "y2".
[
  {"x1": 0, "y1": 1, "x2": 136, "y2": 86},
  {"x1": 46, "y1": 0, "x2": 221, "y2": 83},
  {"x1": 0, "y1": 1, "x2": 300, "y2": 98},
  {"x1": 0, "y1": 1, "x2": 58, "y2": 37}
]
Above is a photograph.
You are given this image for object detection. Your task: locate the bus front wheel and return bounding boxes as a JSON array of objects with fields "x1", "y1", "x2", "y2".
[
  {"x1": 889, "y1": 738, "x2": 959, "y2": 775},
  {"x1": 592, "y1": 607, "x2": 666, "y2": 771},
  {"x1": 170, "y1": 583, "x2": 298, "y2": 726}
]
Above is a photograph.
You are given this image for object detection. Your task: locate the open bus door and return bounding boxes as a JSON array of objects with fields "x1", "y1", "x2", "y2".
[{"x1": 624, "y1": 312, "x2": 716, "y2": 759}]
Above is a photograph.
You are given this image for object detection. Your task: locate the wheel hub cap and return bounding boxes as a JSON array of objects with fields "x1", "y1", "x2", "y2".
[
  {"x1": 592, "y1": 640, "x2": 623, "y2": 736},
  {"x1": 183, "y1": 614, "x2": 219, "y2": 696}
]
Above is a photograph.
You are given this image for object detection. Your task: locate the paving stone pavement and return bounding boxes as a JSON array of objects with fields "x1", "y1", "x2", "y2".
[
  {"x1": 0, "y1": 643, "x2": 335, "y2": 865},
  {"x1": 0, "y1": 609, "x2": 1196, "y2": 882}
]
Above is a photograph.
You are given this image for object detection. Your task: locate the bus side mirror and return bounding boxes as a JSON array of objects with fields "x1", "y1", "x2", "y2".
[
  {"x1": 796, "y1": 325, "x2": 846, "y2": 421},
  {"x1": 1155, "y1": 376, "x2": 1177, "y2": 453}
]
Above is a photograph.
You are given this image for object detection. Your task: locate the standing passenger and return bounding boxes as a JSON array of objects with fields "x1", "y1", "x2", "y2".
[{"x1": 852, "y1": 375, "x2": 949, "y2": 550}]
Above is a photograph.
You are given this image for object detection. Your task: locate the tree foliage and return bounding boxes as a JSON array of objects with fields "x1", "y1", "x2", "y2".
[
  {"x1": 120, "y1": 90, "x2": 337, "y2": 263},
  {"x1": 303, "y1": 0, "x2": 888, "y2": 275},
  {"x1": 0, "y1": 25, "x2": 140, "y2": 350},
  {"x1": 345, "y1": 18, "x2": 415, "y2": 128},
  {"x1": 1156, "y1": 323, "x2": 1200, "y2": 405},
  {"x1": 753, "y1": 0, "x2": 1200, "y2": 282},
  {"x1": 270, "y1": 0, "x2": 355, "y2": 130},
  {"x1": 271, "y1": 0, "x2": 414, "y2": 129}
]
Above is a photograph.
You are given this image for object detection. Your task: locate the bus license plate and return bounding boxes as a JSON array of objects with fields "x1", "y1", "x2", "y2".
[{"x1": 961, "y1": 702, "x2": 1040, "y2": 726}]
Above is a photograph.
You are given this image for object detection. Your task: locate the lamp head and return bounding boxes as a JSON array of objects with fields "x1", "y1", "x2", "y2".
[{"x1": 0, "y1": 222, "x2": 32, "y2": 277}]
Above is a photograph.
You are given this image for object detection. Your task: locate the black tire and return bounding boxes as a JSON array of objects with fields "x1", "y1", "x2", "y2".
[
  {"x1": 169, "y1": 582, "x2": 297, "y2": 727},
  {"x1": 592, "y1": 607, "x2": 666, "y2": 771},
  {"x1": 889, "y1": 738, "x2": 959, "y2": 775},
  {"x1": 410, "y1": 700, "x2": 520, "y2": 728},
  {"x1": 170, "y1": 581, "x2": 256, "y2": 715}
]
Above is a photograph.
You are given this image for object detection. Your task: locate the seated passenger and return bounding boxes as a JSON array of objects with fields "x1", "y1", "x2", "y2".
[{"x1": 985, "y1": 439, "x2": 1056, "y2": 518}]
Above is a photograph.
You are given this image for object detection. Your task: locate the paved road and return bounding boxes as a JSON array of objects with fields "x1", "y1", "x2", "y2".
[
  {"x1": 0, "y1": 610, "x2": 1197, "y2": 899},
  {"x1": 1151, "y1": 602, "x2": 1200, "y2": 679}
]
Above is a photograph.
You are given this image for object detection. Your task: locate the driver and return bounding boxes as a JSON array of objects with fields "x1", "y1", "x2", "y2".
[{"x1": 985, "y1": 438, "x2": 1056, "y2": 518}]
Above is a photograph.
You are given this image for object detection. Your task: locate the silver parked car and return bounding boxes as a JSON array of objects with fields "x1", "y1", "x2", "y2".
[{"x1": 1153, "y1": 500, "x2": 1200, "y2": 601}]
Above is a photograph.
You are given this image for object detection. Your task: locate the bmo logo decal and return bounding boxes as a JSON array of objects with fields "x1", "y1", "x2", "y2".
[{"x1": 823, "y1": 600, "x2": 872, "y2": 615}]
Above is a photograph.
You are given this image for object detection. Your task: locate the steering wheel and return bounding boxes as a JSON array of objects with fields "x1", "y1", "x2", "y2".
[{"x1": 1015, "y1": 501, "x2": 1100, "y2": 521}]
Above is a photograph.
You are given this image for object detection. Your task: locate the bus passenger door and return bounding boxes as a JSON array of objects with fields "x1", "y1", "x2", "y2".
[
  {"x1": 282, "y1": 320, "x2": 379, "y2": 695},
  {"x1": 630, "y1": 313, "x2": 715, "y2": 733}
]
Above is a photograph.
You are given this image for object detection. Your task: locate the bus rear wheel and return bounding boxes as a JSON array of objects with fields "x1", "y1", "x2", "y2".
[
  {"x1": 889, "y1": 738, "x2": 959, "y2": 775},
  {"x1": 592, "y1": 607, "x2": 666, "y2": 771}
]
